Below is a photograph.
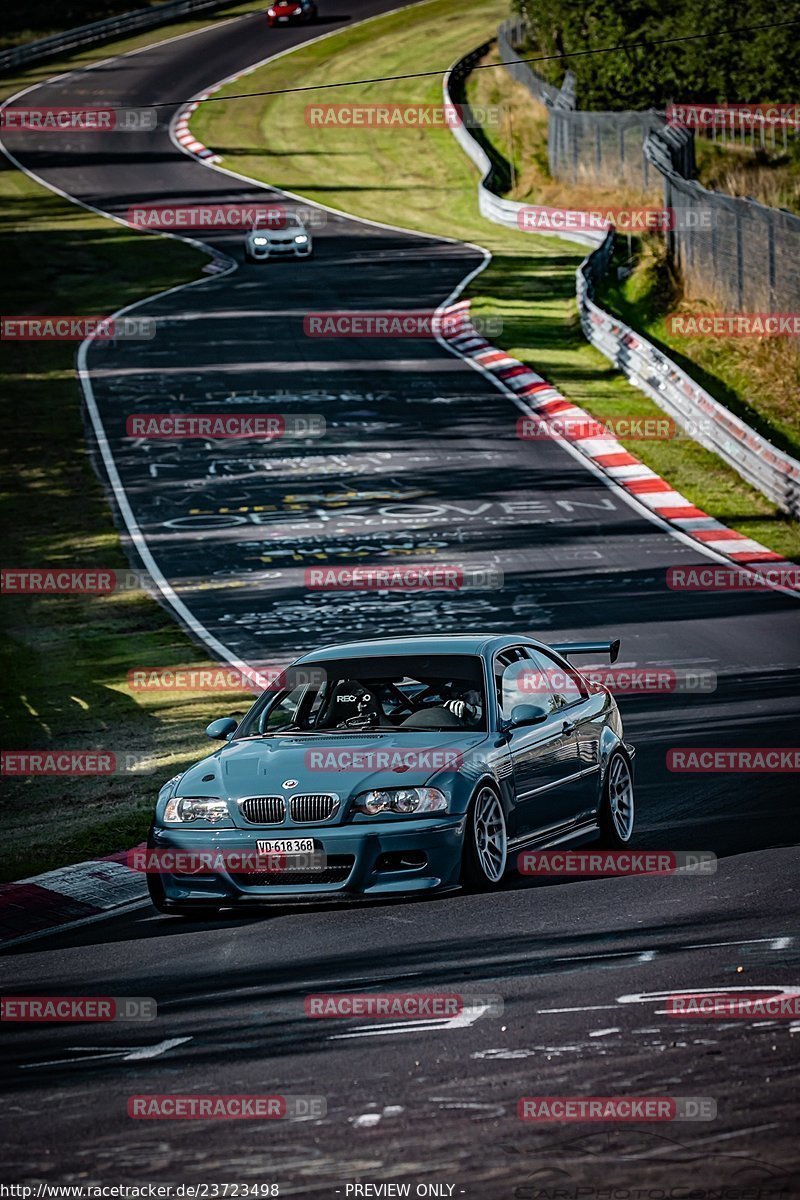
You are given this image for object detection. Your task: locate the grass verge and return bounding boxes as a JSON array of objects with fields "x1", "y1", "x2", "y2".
[
  {"x1": 0, "y1": 3, "x2": 259, "y2": 882},
  {"x1": 467, "y1": 44, "x2": 800, "y2": 459},
  {"x1": 192, "y1": 0, "x2": 800, "y2": 559}
]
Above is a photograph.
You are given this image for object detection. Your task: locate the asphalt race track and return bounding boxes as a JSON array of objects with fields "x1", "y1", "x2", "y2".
[{"x1": 1, "y1": 3, "x2": 799, "y2": 1193}]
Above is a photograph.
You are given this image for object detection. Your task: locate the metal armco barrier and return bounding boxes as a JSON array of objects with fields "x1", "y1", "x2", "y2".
[
  {"x1": 445, "y1": 47, "x2": 604, "y2": 252},
  {"x1": 577, "y1": 243, "x2": 800, "y2": 517},
  {"x1": 0, "y1": 0, "x2": 234, "y2": 74},
  {"x1": 444, "y1": 48, "x2": 800, "y2": 518}
]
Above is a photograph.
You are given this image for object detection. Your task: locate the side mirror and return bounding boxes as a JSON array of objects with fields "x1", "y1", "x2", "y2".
[
  {"x1": 507, "y1": 703, "x2": 549, "y2": 729},
  {"x1": 205, "y1": 716, "x2": 238, "y2": 741}
]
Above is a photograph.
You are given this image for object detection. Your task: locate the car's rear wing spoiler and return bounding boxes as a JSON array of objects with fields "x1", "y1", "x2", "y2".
[{"x1": 551, "y1": 639, "x2": 620, "y2": 663}]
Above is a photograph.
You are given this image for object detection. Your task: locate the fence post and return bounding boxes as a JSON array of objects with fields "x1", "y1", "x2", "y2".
[
  {"x1": 734, "y1": 204, "x2": 745, "y2": 310},
  {"x1": 767, "y1": 214, "x2": 777, "y2": 312}
]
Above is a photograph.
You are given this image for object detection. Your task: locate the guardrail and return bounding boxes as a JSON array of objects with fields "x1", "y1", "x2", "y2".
[
  {"x1": 497, "y1": 19, "x2": 799, "y2": 332},
  {"x1": 0, "y1": 0, "x2": 234, "y2": 74},
  {"x1": 444, "y1": 47, "x2": 800, "y2": 518},
  {"x1": 446, "y1": 46, "x2": 604, "y2": 251}
]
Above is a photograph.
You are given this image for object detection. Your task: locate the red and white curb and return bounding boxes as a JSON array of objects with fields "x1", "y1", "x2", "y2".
[
  {"x1": 441, "y1": 301, "x2": 800, "y2": 588},
  {"x1": 173, "y1": 93, "x2": 221, "y2": 164},
  {"x1": 0, "y1": 847, "x2": 148, "y2": 947}
]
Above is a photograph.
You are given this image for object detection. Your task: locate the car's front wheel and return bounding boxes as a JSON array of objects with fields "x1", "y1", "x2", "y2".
[
  {"x1": 461, "y1": 784, "x2": 508, "y2": 891},
  {"x1": 598, "y1": 751, "x2": 635, "y2": 847}
]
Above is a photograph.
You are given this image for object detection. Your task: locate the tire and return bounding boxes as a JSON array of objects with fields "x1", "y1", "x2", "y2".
[
  {"x1": 598, "y1": 751, "x2": 635, "y2": 847},
  {"x1": 461, "y1": 784, "x2": 508, "y2": 891},
  {"x1": 146, "y1": 872, "x2": 221, "y2": 919}
]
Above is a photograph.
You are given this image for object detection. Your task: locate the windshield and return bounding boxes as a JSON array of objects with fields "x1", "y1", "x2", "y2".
[{"x1": 235, "y1": 654, "x2": 487, "y2": 736}]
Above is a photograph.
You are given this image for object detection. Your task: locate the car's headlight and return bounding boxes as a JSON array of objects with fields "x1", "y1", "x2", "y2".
[
  {"x1": 267, "y1": 8, "x2": 276, "y2": 15},
  {"x1": 163, "y1": 796, "x2": 230, "y2": 824},
  {"x1": 352, "y1": 787, "x2": 447, "y2": 816},
  {"x1": 253, "y1": 236, "x2": 268, "y2": 246},
  {"x1": 294, "y1": 235, "x2": 308, "y2": 243},
  {"x1": 158, "y1": 773, "x2": 183, "y2": 802}
]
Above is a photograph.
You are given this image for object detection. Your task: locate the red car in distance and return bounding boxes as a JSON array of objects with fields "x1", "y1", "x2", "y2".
[{"x1": 267, "y1": 0, "x2": 318, "y2": 26}]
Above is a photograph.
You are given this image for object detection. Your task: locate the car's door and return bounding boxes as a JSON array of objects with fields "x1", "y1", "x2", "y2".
[
  {"x1": 525, "y1": 646, "x2": 604, "y2": 821},
  {"x1": 495, "y1": 648, "x2": 583, "y2": 840}
]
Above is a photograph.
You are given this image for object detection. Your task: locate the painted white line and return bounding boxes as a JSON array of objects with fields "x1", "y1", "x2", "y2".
[
  {"x1": 21, "y1": 1037, "x2": 192, "y2": 1069},
  {"x1": 330, "y1": 1000, "x2": 495, "y2": 1039},
  {"x1": 682, "y1": 937, "x2": 794, "y2": 951}
]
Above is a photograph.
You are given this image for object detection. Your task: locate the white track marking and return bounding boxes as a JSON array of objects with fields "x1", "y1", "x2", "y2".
[
  {"x1": 330, "y1": 1000, "x2": 494, "y2": 1039},
  {"x1": 21, "y1": 1036, "x2": 192, "y2": 1069}
]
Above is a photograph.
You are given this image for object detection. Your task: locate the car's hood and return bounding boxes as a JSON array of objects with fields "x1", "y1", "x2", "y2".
[{"x1": 178, "y1": 730, "x2": 490, "y2": 800}]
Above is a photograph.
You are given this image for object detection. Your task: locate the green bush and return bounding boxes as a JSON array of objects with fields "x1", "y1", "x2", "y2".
[{"x1": 510, "y1": 0, "x2": 800, "y2": 111}]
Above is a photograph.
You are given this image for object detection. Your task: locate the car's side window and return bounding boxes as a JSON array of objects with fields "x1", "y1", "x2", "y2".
[
  {"x1": 495, "y1": 648, "x2": 536, "y2": 721},
  {"x1": 524, "y1": 647, "x2": 586, "y2": 711}
]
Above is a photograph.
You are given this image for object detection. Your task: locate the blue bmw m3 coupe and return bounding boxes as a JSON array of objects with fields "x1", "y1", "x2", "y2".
[{"x1": 146, "y1": 634, "x2": 635, "y2": 915}]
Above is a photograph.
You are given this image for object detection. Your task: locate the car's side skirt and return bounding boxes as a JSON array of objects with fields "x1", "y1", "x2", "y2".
[{"x1": 508, "y1": 815, "x2": 600, "y2": 852}]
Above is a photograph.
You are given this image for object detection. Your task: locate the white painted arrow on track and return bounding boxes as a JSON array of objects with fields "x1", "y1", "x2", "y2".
[{"x1": 21, "y1": 1036, "x2": 192, "y2": 1069}]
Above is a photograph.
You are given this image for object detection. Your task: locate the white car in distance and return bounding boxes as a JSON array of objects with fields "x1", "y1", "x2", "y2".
[{"x1": 245, "y1": 211, "x2": 313, "y2": 262}]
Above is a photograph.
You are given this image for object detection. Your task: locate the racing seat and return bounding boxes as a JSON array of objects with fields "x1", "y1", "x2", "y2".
[{"x1": 320, "y1": 680, "x2": 382, "y2": 727}]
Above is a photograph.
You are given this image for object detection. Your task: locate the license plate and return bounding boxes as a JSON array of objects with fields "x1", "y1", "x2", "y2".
[{"x1": 257, "y1": 838, "x2": 314, "y2": 854}]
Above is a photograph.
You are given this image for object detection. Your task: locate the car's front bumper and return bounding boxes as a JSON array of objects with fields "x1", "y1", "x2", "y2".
[
  {"x1": 148, "y1": 815, "x2": 465, "y2": 905},
  {"x1": 248, "y1": 242, "x2": 312, "y2": 259}
]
